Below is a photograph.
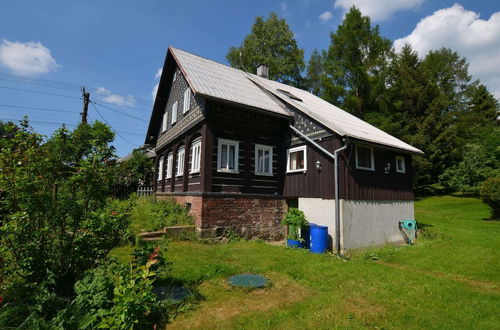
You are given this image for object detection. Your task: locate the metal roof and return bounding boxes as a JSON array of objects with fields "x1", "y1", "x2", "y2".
[{"x1": 170, "y1": 47, "x2": 423, "y2": 154}]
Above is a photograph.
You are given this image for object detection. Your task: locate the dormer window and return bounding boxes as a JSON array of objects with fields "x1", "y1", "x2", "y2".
[{"x1": 183, "y1": 88, "x2": 191, "y2": 113}]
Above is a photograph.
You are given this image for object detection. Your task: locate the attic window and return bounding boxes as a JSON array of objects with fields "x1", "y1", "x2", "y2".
[{"x1": 277, "y1": 89, "x2": 302, "y2": 102}]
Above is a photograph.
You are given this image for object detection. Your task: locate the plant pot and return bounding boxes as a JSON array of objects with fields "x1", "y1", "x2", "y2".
[{"x1": 287, "y1": 239, "x2": 303, "y2": 248}]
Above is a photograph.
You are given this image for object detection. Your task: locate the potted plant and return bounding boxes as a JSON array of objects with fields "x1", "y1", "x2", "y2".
[{"x1": 282, "y1": 208, "x2": 308, "y2": 248}]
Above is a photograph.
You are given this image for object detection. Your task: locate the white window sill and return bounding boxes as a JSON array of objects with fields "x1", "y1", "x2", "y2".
[
  {"x1": 217, "y1": 169, "x2": 239, "y2": 174},
  {"x1": 396, "y1": 170, "x2": 406, "y2": 174},
  {"x1": 286, "y1": 169, "x2": 306, "y2": 174},
  {"x1": 190, "y1": 170, "x2": 200, "y2": 174}
]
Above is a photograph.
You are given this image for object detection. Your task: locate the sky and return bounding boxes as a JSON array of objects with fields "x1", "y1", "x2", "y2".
[{"x1": 0, "y1": 0, "x2": 498, "y2": 157}]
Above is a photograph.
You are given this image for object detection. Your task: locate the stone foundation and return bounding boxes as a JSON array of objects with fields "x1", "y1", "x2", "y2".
[{"x1": 157, "y1": 193, "x2": 286, "y2": 240}]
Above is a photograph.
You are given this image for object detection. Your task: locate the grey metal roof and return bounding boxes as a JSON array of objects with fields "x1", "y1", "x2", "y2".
[{"x1": 170, "y1": 47, "x2": 423, "y2": 154}]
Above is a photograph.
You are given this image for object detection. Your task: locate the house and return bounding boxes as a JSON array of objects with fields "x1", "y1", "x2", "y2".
[{"x1": 145, "y1": 46, "x2": 423, "y2": 251}]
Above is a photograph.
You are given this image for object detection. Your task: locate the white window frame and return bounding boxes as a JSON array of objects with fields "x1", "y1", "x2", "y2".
[
  {"x1": 166, "y1": 152, "x2": 173, "y2": 179},
  {"x1": 161, "y1": 111, "x2": 168, "y2": 132},
  {"x1": 173, "y1": 70, "x2": 177, "y2": 82},
  {"x1": 171, "y1": 101, "x2": 178, "y2": 125},
  {"x1": 217, "y1": 138, "x2": 239, "y2": 173},
  {"x1": 286, "y1": 145, "x2": 307, "y2": 173},
  {"x1": 396, "y1": 155, "x2": 406, "y2": 173},
  {"x1": 254, "y1": 144, "x2": 273, "y2": 176},
  {"x1": 158, "y1": 157, "x2": 164, "y2": 181},
  {"x1": 190, "y1": 138, "x2": 202, "y2": 174},
  {"x1": 176, "y1": 146, "x2": 185, "y2": 177},
  {"x1": 183, "y1": 88, "x2": 191, "y2": 114},
  {"x1": 355, "y1": 145, "x2": 375, "y2": 171}
]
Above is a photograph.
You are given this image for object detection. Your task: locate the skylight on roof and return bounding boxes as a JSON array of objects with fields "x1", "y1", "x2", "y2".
[{"x1": 277, "y1": 89, "x2": 302, "y2": 102}]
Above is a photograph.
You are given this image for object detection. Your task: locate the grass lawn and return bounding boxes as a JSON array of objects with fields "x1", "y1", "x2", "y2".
[{"x1": 111, "y1": 196, "x2": 500, "y2": 329}]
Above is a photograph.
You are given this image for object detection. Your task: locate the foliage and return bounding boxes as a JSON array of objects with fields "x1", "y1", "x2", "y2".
[
  {"x1": 132, "y1": 242, "x2": 172, "y2": 277},
  {"x1": 129, "y1": 196, "x2": 194, "y2": 233},
  {"x1": 226, "y1": 12, "x2": 305, "y2": 86},
  {"x1": 306, "y1": 48, "x2": 326, "y2": 96},
  {"x1": 282, "y1": 208, "x2": 308, "y2": 240},
  {"x1": 480, "y1": 177, "x2": 500, "y2": 220},
  {"x1": 112, "y1": 149, "x2": 154, "y2": 198},
  {"x1": 322, "y1": 6, "x2": 392, "y2": 117},
  {"x1": 440, "y1": 144, "x2": 497, "y2": 194}
]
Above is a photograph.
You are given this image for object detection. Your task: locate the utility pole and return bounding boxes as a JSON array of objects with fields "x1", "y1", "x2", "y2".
[{"x1": 81, "y1": 87, "x2": 90, "y2": 124}]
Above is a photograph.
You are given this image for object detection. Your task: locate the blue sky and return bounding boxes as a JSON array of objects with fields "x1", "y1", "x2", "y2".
[{"x1": 1, "y1": 0, "x2": 498, "y2": 157}]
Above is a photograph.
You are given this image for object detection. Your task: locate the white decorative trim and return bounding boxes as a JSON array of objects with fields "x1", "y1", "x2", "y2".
[
  {"x1": 396, "y1": 155, "x2": 406, "y2": 173},
  {"x1": 286, "y1": 145, "x2": 307, "y2": 173},
  {"x1": 217, "y1": 138, "x2": 239, "y2": 173},
  {"x1": 254, "y1": 144, "x2": 273, "y2": 176}
]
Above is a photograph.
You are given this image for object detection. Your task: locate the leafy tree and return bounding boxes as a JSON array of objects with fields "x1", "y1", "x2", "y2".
[
  {"x1": 440, "y1": 144, "x2": 497, "y2": 194},
  {"x1": 113, "y1": 149, "x2": 154, "y2": 197},
  {"x1": 480, "y1": 176, "x2": 500, "y2": 220},
  {"x1": 226, "y1": 12, "x2": 305, "y2": 86},
  {"x1": 306, "y1": 48, "x2": 326, "y2": 96},
  {"x1": 323, "y1": 6, "x2": 392, "y2": 117}
]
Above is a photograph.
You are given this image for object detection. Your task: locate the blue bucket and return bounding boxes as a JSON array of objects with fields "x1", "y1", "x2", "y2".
[{"x1": 310, "y1": 224, "x2": 328, "y2": 253}]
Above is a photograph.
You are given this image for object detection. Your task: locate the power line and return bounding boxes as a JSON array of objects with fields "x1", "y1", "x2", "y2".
[
  {"x1": 90, "y1": 102, "x2": 139, "y2": 147},
  {"x1": 0, "y1": 85, "x2": 81, "y2": 100},
  {"x1": 0, "y1": 117, "x2": 78, "y2": 127},
  {"x1": 91, "y1": 101, "x2": 148, "y2": 122},
  {"x1": 0, "y1": 103, "x2": 79, "y2": 114}
]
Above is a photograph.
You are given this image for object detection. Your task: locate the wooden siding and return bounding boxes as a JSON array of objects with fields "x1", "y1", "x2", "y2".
[{"x1": 206, "y1": 101, "x2": 288, "y2": 195}]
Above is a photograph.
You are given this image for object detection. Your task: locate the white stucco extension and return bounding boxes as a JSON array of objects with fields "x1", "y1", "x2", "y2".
[{"x1": 298, "y1": 198, "x2": 415, "y2": 251}]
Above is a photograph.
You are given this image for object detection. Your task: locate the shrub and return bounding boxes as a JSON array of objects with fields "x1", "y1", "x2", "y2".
[
  {"x1": 480, "y1": 176, "x2": 500, "y2": 220},
  {"x1": 282, "y1": 208, "x2": 308, "y2": 240},
  {"x1": 130, "y1": 196, "x2": 194, "y2": 233}
]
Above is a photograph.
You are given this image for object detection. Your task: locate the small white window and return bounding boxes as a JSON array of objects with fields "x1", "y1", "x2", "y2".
[
  {"x1": 396, "y1": 155, "x2": 406, "y2": 173},
  {"x1": 161, "y1": 111, "x2": 168, "y2": 132},
  {"x1": 255, "y1": 144, "x2": 273, "y2": 175},
  {"x1": 217, "y1": 138, "x2": 239, "y2": 173},
  {"x1": 173, "y1": 70, "x2": 177, "y2": 82},
  {"x1": 355, "y1": 145, "x2": 375, "y2": 171},
  {"x1": 166, "y1": 153, "x2": 173, "y2": 179},
  {"x1": 287, "y1": 145, "x2": 307, "y2": 172},
  {"x1": 183, "y1": 88, "x2": 191, "y2": 114},
  {"x1": 176, "y1": 146, "x2": 185, "y2": 176},
  {"x1": 158, "y1": 157, "x2": 164, "y2": 181},
  {"x1": 171, "y1": 101, "x2": 178, "y2": 125},
  {"x1": 190, "y1": 138, "x2": 202, "y2": 173}
]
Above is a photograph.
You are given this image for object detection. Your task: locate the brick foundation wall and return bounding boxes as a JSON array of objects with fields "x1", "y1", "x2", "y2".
[{"x1": 156, "y1": 193, "x2": 286, "y2": 240}]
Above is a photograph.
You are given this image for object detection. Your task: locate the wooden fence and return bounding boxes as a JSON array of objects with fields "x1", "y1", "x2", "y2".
[{"x1": 137, "y1": 186, "x2": 154, "y2": 197}]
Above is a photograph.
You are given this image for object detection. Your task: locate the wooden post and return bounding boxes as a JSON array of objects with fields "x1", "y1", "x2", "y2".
[{"x1": 81, "y1": 87, "x2": 90, "y2": 124}]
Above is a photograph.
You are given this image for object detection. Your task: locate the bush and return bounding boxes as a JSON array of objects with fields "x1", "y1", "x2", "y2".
[
  {"x1": 282, "y1": 208, "x2": 308, "y2": 240},
  {"x1": 480, "y1": 176, "x2": 500, "y2": 220},
  {"x1": 130, "y1": 196, "x2": 194, "y2": 233}
]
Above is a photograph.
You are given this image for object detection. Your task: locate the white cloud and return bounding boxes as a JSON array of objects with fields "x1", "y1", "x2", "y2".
[
  {"x1": 152, "y1": 68, "x2": 162, "y2": 100},
  {"x1": 0, "y1": 39, "x2": 60, "y2": 76},
  {"x1": 319, "y1": 11, "x2": 333, "y2": 22},
  {"x1": 334, "y1": 0, "x2": 424, "y2": 22},
  {"x1": 281, "y1": 2, "x2": 288, "y2": 11},
  {"x1": 96, "y1": 87, "x2": 136, "y2": 106},
  {"x1": 394, "y1": 4, "x2": 500, "y2": 99}
]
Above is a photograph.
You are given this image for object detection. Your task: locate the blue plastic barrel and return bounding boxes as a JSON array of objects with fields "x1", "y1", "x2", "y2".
[
  {"x1": 302, "y1": 223, "x2": 315, "y2": 249},
  {"x1": 310, "y1": 224, "x2": 328, "y2": 253}
]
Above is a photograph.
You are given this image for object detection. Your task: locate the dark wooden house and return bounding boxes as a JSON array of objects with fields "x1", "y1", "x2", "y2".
[{"x1": 145, "y1": 47, "x2": 423, "y2": 251}]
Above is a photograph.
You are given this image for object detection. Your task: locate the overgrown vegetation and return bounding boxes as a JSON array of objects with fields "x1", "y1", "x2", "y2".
[
  {"x1": 282, "y1": 208, "x2": 308, "y2": 241},
  {"x1": 129, "y1": 196, "x2": 194, "y2": 234},
  {"x1": 228, "y1": 8, "x2": 499, "y2": 196},
  {"x1": 480, "y1": 176, "x2": 500, "y2": 219},
  {"x1": 0, "y1": 120, "x2": 177, "y2": 328}
]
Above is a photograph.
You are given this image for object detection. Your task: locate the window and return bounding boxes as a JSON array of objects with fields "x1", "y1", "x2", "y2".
[
  {"x1": 287, "y1": 146, "x2": 306, "y2": 172},
  {"x1": 173, "y1": 70, "x2": 177, "y2": 82},
  {"x1": 157, "y1": 157, "x2": 164, "y2": 181},
  {"x1": 166, "y1": 153, "x2": 173, "y2": 179},
  {"x1": 161, "y1": 111, "x2": 168, "y2": 132},
  {"x1": 396, "y1": 155, "x2": 406, "y2": 173},
  {"x1": 183, "y1": 88, "x2": 191, "y2": 113},
  {"x1": 190, "y1": 138, "x2": 202, "y2": 173},
  {"x1": 255, "y1": 144, "x2": 273, "y2": 175},
  {"x1": 171, "y1": 101, "x2": 178, "y2": 125},
  {"x1": 176, "y1": 146, "x2": 185, "y2": 176},
  {"x1": 355, "y1": 145, "x2": 375, "y2": 171},
  {"x1": 217, "y1": 139, "x2": 239, "y2": 173}
]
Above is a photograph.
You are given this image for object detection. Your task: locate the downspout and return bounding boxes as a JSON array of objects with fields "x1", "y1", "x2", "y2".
[{"x1": 289, "y1": 125, "x2": 348, "y2": 253}]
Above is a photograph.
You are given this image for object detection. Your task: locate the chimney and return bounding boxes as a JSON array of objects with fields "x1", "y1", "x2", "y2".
[{"x1": 256, "y1": 64, "x2": 269, "y2": 79}]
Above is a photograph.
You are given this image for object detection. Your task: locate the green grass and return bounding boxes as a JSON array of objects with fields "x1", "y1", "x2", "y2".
[{"x1": 110, "y1": 196, "x2": 500, "y2": 329}]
